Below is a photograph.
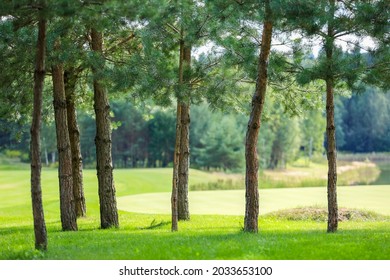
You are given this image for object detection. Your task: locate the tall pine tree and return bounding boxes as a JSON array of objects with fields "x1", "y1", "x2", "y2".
[
  {"x1": 51, "y1": 39, "x2": 78, "y2": 231},
  {"x1": 286, "y1": 0, "x2": 390, "y2": 232}
]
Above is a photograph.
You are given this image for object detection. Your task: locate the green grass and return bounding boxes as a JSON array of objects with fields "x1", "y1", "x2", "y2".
[
  {"x1": 117, "y1": 186, "x2": 390, "y2": 216},
  {"x1": 1, "y1": 213, "x2": 389, "y2": 260},
  {"x1": 0, "y1": 167, "x2": 389, "y2": 260},
  {"x1": 0, "y1": 168, "x2": 222, "y2": 219}
]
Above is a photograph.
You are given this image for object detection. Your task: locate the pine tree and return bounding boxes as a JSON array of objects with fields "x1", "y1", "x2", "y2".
[
  {"x1": 31, "y1": 5, "x2": 48, "y2": 250},
  {"x1": 243, "y1": 0, "x2": 273, "y2": 233},
  {"x1": 46, "y1": 2, "x2": 88, "y2": 223},
  {"x1": 134, "y1": 0, "x2": 218, "y2": 229},
  {"x1": 30, "y1": 15, "x2": 47, "y2": 250},
  {"x1": 177, "y1": 39, "x2": 191, "y2": 222},
  {"x1": 0, "y1": 0, "x2": 51, "y2": 251},
  {"x1": 196, "y1": 113, "x2": 245, "y2": 171},
  {"x1": 51, "y1": 50, "x2": 78, "y2": 231},
  {"x1": 64, "y1": 67, "x2": 86, "y2": 217},
  {"x1": 207, "y1": 0, "x2": 332, "y2": 232},
  {"x1": 91, "y1": 28, "x2": 119, "y2": 229},
  {"x1": 286, "y1": 0, "x2": 390, "y2": 232}
]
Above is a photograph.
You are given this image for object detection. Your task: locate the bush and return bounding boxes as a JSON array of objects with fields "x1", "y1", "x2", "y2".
[
  {"x1": 4, "y1": 150, "x2": 21, "y2": 158},
  {"x1": 20, "y1": 153, "x2": 30, "y2": 163}
]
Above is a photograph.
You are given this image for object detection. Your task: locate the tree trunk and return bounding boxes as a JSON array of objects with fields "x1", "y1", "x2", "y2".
[
  {"x1": 30, "y1": 18, "x2": 47, "y2": 251},
  {"x1": 171, "y1": 103, "x2": 181, "y2": 232},
  {"x1": 269, "y1": 140, "x2": 282, "y2": 169},
  {"x1": 325, "y1": 0, "x2": 338, "y2": 232},
  {"x1": 43, "y1": 139, "x2": 49, "y2": 166},
  {"x1": 178, "y1": 44, "x2": 191, "y2": 221},
  {"x1": 64, "y1": 68, "x2": 86, "y2": 218},
  {"x1": 244, "y1": 1, "x2": 273, "y2": 233},
  {"x1": 326, "y1": 77, "x2": 338, "y2": 232},
  {"x1": 171, "y1": 40, "x2": 191, "y2": 231},
  {"x1": 178, "y1": 101, "x2": 190, "y2": 220},
  {"x1": 52, "y1": 59, "x2": 77, "y2": 231},
  {"x1": 91, "y1": 28, "x2": 119, "y2": 229}
]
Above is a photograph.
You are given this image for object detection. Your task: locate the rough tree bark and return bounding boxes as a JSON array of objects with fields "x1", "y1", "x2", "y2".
[
  {"x1": 171, "y1": 103, "x2": 181, "y2": 232},
  {"x1": 325, "y1": 0, "x2": 338, "y2": 233},
  {"x1": 30, "y1": 18, "x2": 47, "y2": 250},
  {"x1": 178, "y1": 45, "x2": 191, "y2": 221},
  {"x1": 244, "y1": 0, "x2": 273, "y2": 233},
  {"x1": 171, "y1": 39, "x2": 186, "y2": 232},
  {"x1": 91, "y1": 28, "x2": 119, "y2": 229},
  {"x1": 64, "y1": 68, "x2": 86, "y2": 218},
  {"x1": 52, "y1": 56, "x2": 77, "y2": 231}
]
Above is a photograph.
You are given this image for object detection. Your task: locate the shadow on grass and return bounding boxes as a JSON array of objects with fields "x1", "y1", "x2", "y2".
[
  {"x1": 0, "y1": 225, "x2": 32, "y2": 236},
  {"x1": 36, "y1": 225, "x2": 390, "y2": 260},
  {"x1": 2, "y1": 218, "x2": 389, "y2": 260}
]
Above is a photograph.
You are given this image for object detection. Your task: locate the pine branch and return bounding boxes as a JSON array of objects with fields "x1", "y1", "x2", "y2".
[
  {"x1": 270, "y1": 80, "x2": 323, "y2": 95},
  {"x1": 196, "y1": 14, "x2": 211, "y2": 38},
  {"x1": 166, "y1": 22, "x2": 180, "y2": 34},
  {"x1": 102, "y1": 55, "x2": 128, "y2": 65},
  {"x1": 334, "y1": 27, "x2": 359, "y2": 38},
  {"x1": 203, "y1": 59, "x2": 222, "y2": 71},
  {"x1": 234, "y1": 78, "x2": 255, "y2": 84},
  {"x1": 335, "y1": 37, "x2": 373, "y2": 52},
  {"x1": 106, "y1": 33, "x2": 136, "y2": 53},
  {"x1": 316, "y1": 30, "x2": 327, "y2": 38}
]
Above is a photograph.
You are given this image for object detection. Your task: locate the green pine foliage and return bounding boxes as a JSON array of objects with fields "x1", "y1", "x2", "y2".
[
  {"x1": 0, "y1": 20, "x2": 35, "y2": 126},
  {"x1": 338, "y1": 87, "x2": 390, "y2": 152},
  {"x1": 193, "y1": 112, "x2": 246, "y2": 171}
]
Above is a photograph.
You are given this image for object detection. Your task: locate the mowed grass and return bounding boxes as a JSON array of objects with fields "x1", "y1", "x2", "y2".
[
  {"x1": 2, "y1": 214, "x2": 390, "y2": 260},
  {"x1": 117, "y1": 186, "x2": 390, "y2": 216},
  {"x1": 0, "y1": 168, "x2": 221, "y2": 219},
  {"x1": 0, "y1": 168, "x2": 389, "y2": 260}
]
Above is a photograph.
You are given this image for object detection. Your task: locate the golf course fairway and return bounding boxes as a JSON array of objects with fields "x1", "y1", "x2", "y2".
[{"x1": 117, "y1": 185, "x2": 390, "y2": 216}]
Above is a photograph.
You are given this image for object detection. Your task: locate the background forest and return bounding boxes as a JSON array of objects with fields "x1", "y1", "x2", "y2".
[{"x1": 2, "y1": 87, "x2": 390, "y2": 170}]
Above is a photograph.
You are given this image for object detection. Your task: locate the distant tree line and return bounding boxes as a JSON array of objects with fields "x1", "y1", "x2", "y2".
[
  {"x1": 336, "y1": 88, "x2": 390, "y2": 153},
  {"x1": 2, "y1": 85, "x2": 389, "y2": 171}
]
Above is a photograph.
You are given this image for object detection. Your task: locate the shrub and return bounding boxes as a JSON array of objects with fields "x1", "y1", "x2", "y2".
[{"x1": 4, "y1": 150, "x2": 21, "y2": 158}]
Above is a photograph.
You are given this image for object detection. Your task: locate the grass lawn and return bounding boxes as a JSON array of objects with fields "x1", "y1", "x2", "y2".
[
  {"x1": 0, "y1": 167, "x2": 389, "y2": 260},
  {"x1": 117, "y1": 186, "x2": 390, "y2": 216},
  {"x1": 2, "y1": 214, "x2": 389, "y2": 260}
]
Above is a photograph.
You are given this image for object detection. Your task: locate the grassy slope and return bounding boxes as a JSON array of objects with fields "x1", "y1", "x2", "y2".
[{"x1": 0, "y1": 168, "x2": 389, "y2": 260}]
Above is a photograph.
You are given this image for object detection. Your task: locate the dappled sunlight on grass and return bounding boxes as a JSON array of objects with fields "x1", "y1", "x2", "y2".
[{"x1": 1, "y1": 210, "x2": 389, "y2": 260}]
